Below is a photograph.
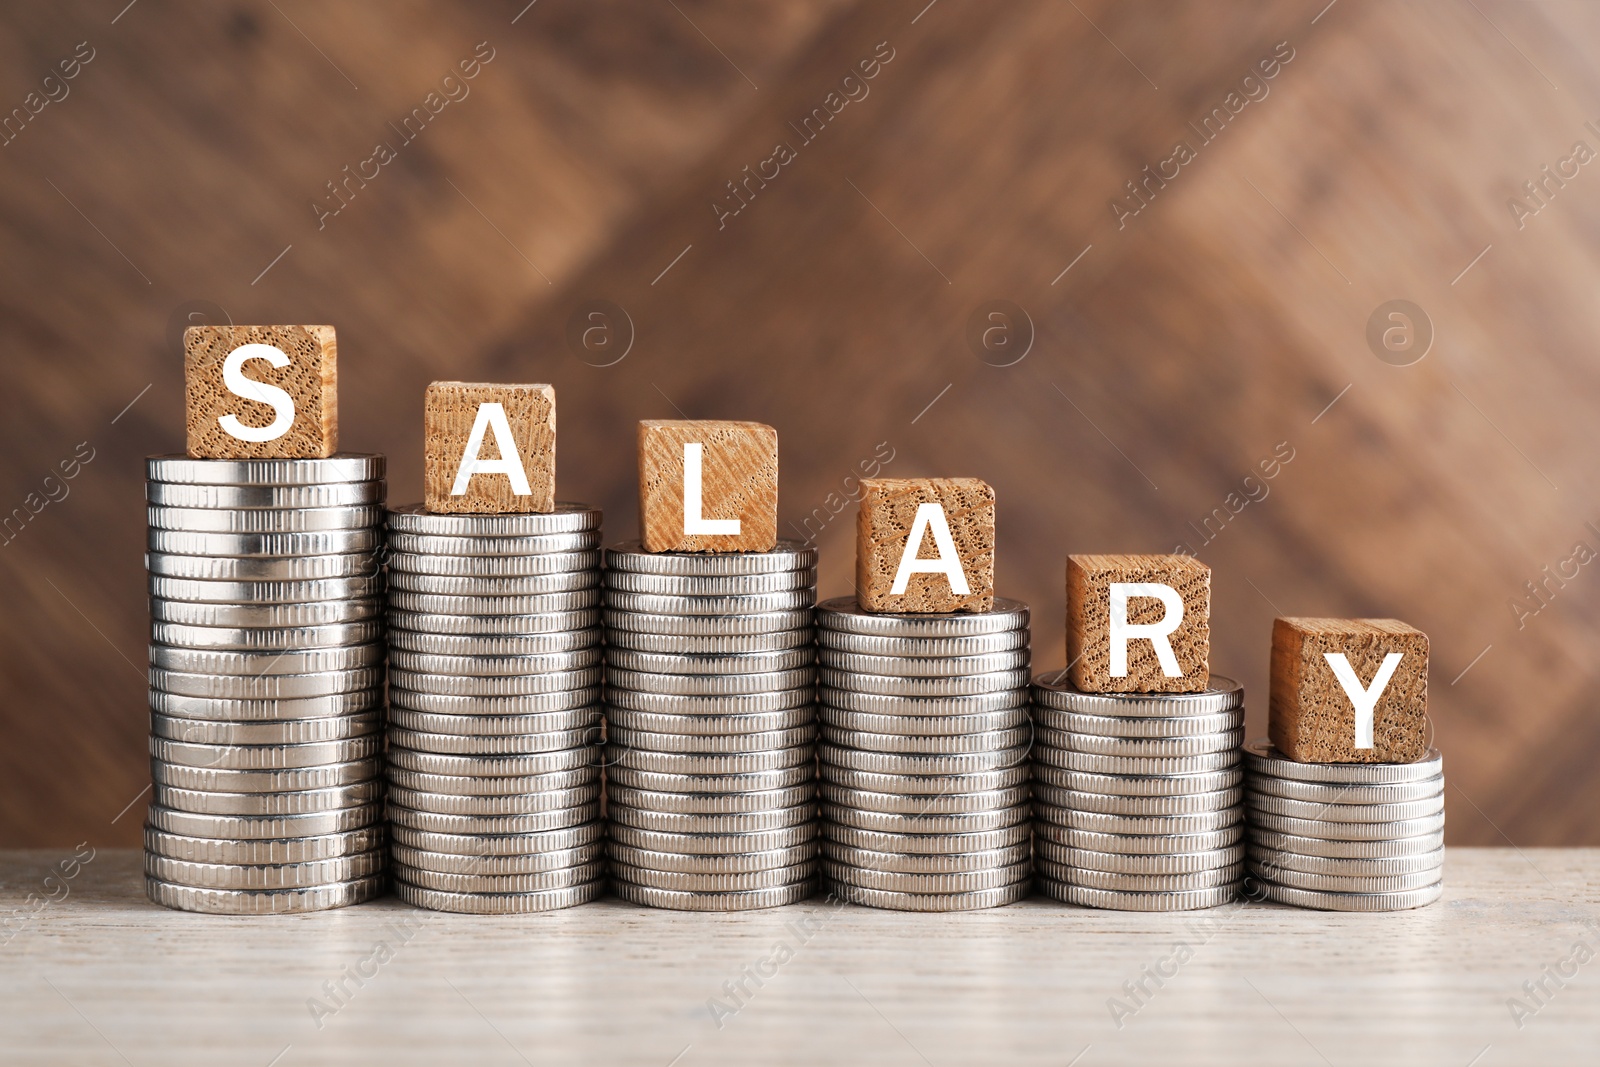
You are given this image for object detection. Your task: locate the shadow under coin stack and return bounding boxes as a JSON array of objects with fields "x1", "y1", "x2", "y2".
[
  {"x1": 1244, "y1": 739, "x2": 1445, "y2": 911},
  {"x1": 1030, "y1": 673, "x2": 1246, "y2": 911},
  {"x1": 384, "y1": 503, "x2": 606, "y2": 913},
  {"x1": 817, "y1": 598, "x2": 1033, "y2": 911},
  {"x1": 603, "y1": 541, "x2": 818, "y2": 911},
  {"x1": 143, "y1": 454, "x2": 388, "y2": 914}
]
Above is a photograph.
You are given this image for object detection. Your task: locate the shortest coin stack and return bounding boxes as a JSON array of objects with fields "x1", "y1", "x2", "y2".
[
  {"x1": 1244, "y1": 739, "x2": 1444, "y2": 911},
  {"x1": 384, "y1": 503, "x2": 607, "y2": 913},
  {"x1": 1031, "y1": 672, "x2": 1246, "y2": 912}
]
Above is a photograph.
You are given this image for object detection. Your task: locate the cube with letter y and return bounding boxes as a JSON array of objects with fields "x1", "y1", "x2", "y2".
[
  {"x1": 424, "y1": 382, "x2": 556, "y2": 514},
  {"x1": 184, "y1": 325, "x2": 337, "y2": 459},
  {"x1": 1270, "y1": 617, "x2": 1429, "y2": 763},
  {"x1": 856, "y1": 478, "x2": 994, "y2": 614},
  {"x1": 638, "y1": 420, "x2": 777, "y2": 552},
  {"x1": 1068, "y1": 554, "x2": 1210, "y2": 692}
]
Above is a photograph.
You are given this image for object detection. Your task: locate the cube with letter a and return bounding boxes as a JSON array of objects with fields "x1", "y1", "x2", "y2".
[
  {"x1": 1270, "y1": 617, "x2": 1429, "y2": 763},
  {"x1": 184, "y1": 325, "x2": 337, "y2": 459},
  {"x1": 424, "y1": 382, "x2": 556, "y2": 514},
  {"x1": 638, "y1": 420, "x2": 777, "y2": 552},
  {"x1": 1067, "y1": 553, "x2": 1210, "y2": 692},
  {"x1": 856, "y1": 478, "x2": 994, "y2": 614}
]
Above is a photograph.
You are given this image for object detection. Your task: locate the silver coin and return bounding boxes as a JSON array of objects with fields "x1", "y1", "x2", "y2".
[
  {"x1": 821, "y1": 724, "x2": 1030, "y2": 754},
  {"x1": 610, "y1": 860, "x2": 815, "y2": 894},
  {"x1": 389, "y1": 666, "x2": 602, "y2": 696},
  {"x1": 394, "y1": 880, "x2": 603, "y2": 913},
  {"x1": 820, "y1": 706, "x2": 1030, "y2": 737},
  {"x1": 149, "y1": 527, "x2": 382, "y2": 557},
  {"x1": 1038, "y1": 841, "x2": 1244, "y2": 874},
  {"x1": 387, "y1": 767, "x2": 595, "y2": 796},
  {"x1": 604, "y1": 570, "x2": 814, "y2": 596},
  {"x1": 150, "y1": 619, "x2": 381, "y2": 652},
  {"x1": 824, "y1": 830, "x2": 1029, "y2": 861},
  {"x1": 388, "y1": 747, "x2": 593, "y2": 777},
  {"x1": 150, "y1": 642, "x2": 383, "y2": 676},
  {"x1": 1246, "y1": 845, "x2": 1444, "y2": 877},
  {"x1": 606, "y1": 666, "x2": 815, "y2": 696},
  {"x1": 820, "y1": 742, "x2": 1028, "y2": 777},
  {"x1": 388, "y1": 707, "x2": 600, "y2": 737},
  {"x1": 387, "y1": 530, "x2": 601, "y2": 557},
  {"x1": 1030, "y1": 765, "x2": 1243, "y2": 797},
  {"x1": 148, "y1": 688, "x2": 382, "y2": 721},
  {"x1": 1247, "y1": 826, "x2": 1444, "y2": 859},
  {"x1": 1249, "y1": 810, "x2": 1445, "y2": 841},
  {"x1": 388, "y1": 627, "x2": 599, "y2": 657},
  {"x1": 611, "y1": 880, "x2": 814, "y2": 911},
  {"x1": 604, "y1": 607, "x2": 812, "y2": 636},
  {"x1": 607, "y1": 724, "x2": 815, "y2": 754},
  {"x1": 603, "y1": 706, "x2": 814, "y2": 736},
  {"x1": 150, "y1": 712, "x2": 380, "y2": 745},
  {"x1": 1033, "y1": 706, "x2": 1245, "y2": 738},
  {"x1": 1042, "y1": 861, "x2": 1241, "y2": 893},
  {"x1": 147, "y1": 481, "x2": 382, "y2": 509},
  {"x1": 1037, "y1": 823, "x2": 1244, "y2": 854},
  {"x1": 820, "y1": 764, "x2": 1029, "y2": 795},
  {"x1": 1246, "y1": 792, "x2": 1445, "y2": 823},
  {"x1": 605, "y1": 647, "x2": 813, "y2": 676},
  {"x1": 393, "y1": 841, "x2": 602, "y2": 875},
  {"x1": 823, "y1": 859, "x2": 1029, "y2": 895},
  {"x1": 147, "y1": 874, "x2": 384, "y2": 914},
  {"x1": 604, "y1": 687, "x2": 812, "y2": 716},
  {"x1": 150, "y1": 736, "x2": 379, "y2": 769},
  {"x1": 605, "y1": 589, "x2": 815, "y2": 616},
  {"x1": 146, "y1": 551, "x2": 378, "y2": 582},
  {"x1": 1251, "y1": 880, "x2": 1442, "y2": 912},
  {"x1": 148, "y1": 504, "x2": 383, "y2": 533},
  {"x1": 144, "y1": 803, "x2": 381, "y2": 840},
  {"x1": 152, "y1": 758, "x2": 380, "y2": 793},
  {"x1": 823, "y1": 804, "x2": 1028, "y2": 836},
  {"x1": 606, "y1": 823, "x2": 817, "y2": 856},
  {"x1": 388, "y1": 785, "x2": 601, "y2": 816},
  {"x1": 149, "y1": 597, "x2": 382, "y2": 629},
  {"x1": 604, "y1": 540, "x2": 817, "y2": 575},
  {"x1": 145, "y1": 826, "x2": 382, "y2": 865},
  {"x1": 816, "y1": 596, "x2": 1029, "y2": 637},
  {"x1": 818, "y1": 628, "x2": 1029, "y2": 657},
  {"x1": 151, "y1": 666, "x2": 382, "y2": 700},
  {"x1": 819, "y1": 780, "x2": 1029, "y2": 815},
  {"x1": 1248, "y1": 774, "x2": 1445, "y2": 806},
  {"x1": 608, "y1": 842, "x2": 815, "y2": 874},
  {"x1": 387, "y1": 570, "x2": 597, "y2": 596},
  {"x1": 1040, "y1": 882, "x2": 1237, "y2": 912},
  {"x1": 390, "y1": 648, "x2": 600, "y2": 676},
  {"x1": 1037, "y1": 785, "x2": 1242, "y2": 816},
  {"x1": 149, "y1": 573, "x2": 382, "y2": 604},
  {"x1": 389, "y1": 688, "x2": 600, "y2": 717},
  {"x1": 827, "y1": 880, "x2": 1028, "y2": 912},
  {"x1": 386, "y1": 502, "x2": 602, "y2": 536},
  {"x1": 1039, "y1": 807, "x2": 1240, "y2": 836},
  {"x1": 390, "y1": 822, "x2": 603, "y2": 856},
  {"x1": 820, "y1": 667, "x2": 1030, "y2": 698},
  {"x1": 605, "y1": 802, "x2": 815, "y2": 835},
  {"x1": 607, "y1": 765, "x2": 812, "y2": 794},
  {"x1": 395, "y1": 862, "x2": 605, "y2": 894},
  {"x1": 1032, "y1": 670, "x2": 1244, "y2": 716},
  {"x1": 1033, "y1": 749, "x2": 1240, "y2": 776},
  {"x1": 387, "y1": 804, "x2": 600, "y2": 836},
  {"x1": 146, "y1": 453, "x2": 384, "y2": 485},
  {"x1": 1249, "y1": 862, "x2": 1442, "y2": 894},
  {"x1": 606, "y1": 745, "x2": 813, "y2": 775},
  {"x1": 388, "y1": 549, "x2": 599, "y2": 577},
  {"x1": 389, "y1": 592, "x2": 600, "y2": 619},
  {"x1": 389, "y1": 727, "x2": 594, "y2": 756},
  {"x1": 145, "y1": 849, "x2": 384, "y2": 890},
  {"x1": 1243, "y1": 739, "x2": 1444, "y2": 783},
  {"x1": 388, "y1": 607, "x2": 600, "y2": 637},
  {"x1": 605, "y1": 629, "x2": 811, "y2": 655},
  {"x1": 1042, "y1": 728, "x2": 1245, "y2": 759},
  {"x1": 819, "y1": 649, "x2": 1030, "y2": 679},
  {"x1": 606, "y1": 783, "x2": 813, "y2": 814}
]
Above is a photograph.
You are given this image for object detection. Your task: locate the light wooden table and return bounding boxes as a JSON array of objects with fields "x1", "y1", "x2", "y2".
[{"x1": 1, "y1": 848, "x2": 1595, "y2": 1066}]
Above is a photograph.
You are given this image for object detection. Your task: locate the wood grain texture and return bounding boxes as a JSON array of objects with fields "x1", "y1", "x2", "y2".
[
  {"x1": 638, "y1": 420, "x2": 777, "y2": 552},
  {"x1": 183, "y1": 325, "x2": 337, "y2": 459},
  {"x1": 1068, "y1": 554, "x2": 1211, "y2": 693},
  {"x1": 1270, "y1": 617, "x2": 1430, "y2": 763},
  {"x1": 422, "y1": 382, "x2": 555, "y2": 513},
  {"x1": 1, "y1": 848, "x2": 1597, "y2": 1066},
  {"x1": 855, "y1": 477, "x2": 994, "y2": 613}
]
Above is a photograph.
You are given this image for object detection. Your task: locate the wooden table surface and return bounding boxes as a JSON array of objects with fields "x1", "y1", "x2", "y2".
[{"x1": 2, "y1": 848, "x2": 1596, "y2": 1065}]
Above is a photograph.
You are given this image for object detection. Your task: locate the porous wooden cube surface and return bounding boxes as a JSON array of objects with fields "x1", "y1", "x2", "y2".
[
  {"x1": 638, "y1": 419, "x2": 777, "y2": 552},
  {"x1": 183, "y1": 325, "x2": 337, "y2": 459},
  {"x1": 1067, "y1": 553, "x2": 1210, "y2": 693},
  {"x1": 1270, "y1": 616, "x2": 1430, "y2": 763},
  {"x1": 856, "y1": 477, "x2": 994, "y2": 614},
  {"x1": 423, "y1": 382, "x2": 555, "y2": 514}
]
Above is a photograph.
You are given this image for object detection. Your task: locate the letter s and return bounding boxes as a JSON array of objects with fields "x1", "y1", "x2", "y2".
[{"x1": 218, "y1": 344, "x2": 296, "y2": 442}]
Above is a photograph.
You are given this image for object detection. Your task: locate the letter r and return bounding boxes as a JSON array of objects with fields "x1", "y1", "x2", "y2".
[{"x1": 1108, "y1": 583, "x2": 1184, "y2": 677}]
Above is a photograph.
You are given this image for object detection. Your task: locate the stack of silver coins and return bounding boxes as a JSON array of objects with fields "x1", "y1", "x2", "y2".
[
  {"x1": 1031, "y1": 673, "x2": 1245, "y2": 911},
  {"x1": 817, "y1": 598, "x2": 1033, "y2": 911},
  {"x1": 603, "y1": 541, "x2": 817, "y2": 911},
  {"x1": 384, "y1": 503, "x2": 606, "y2": 913},
  {"x1": 143, "y1": 453, "x2": 387, "y2": 914},
  {"x1": 1244, "y1": 739, "x2": 1444, "y2": 911}
]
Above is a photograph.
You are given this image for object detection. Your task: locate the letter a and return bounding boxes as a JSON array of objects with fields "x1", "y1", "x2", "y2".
[
  {"x1": 218, "y1": 344, "x2": 295, "y2": 442},
  {"x1": 1322, "y1": 652, "x2": 1403, "y2": 749},
  {"x1": 1108, "y1": 583, "x2": 1183, "y2": 677},
  {"x1": 451, "y1": 402, "x2": 531, "y2": 495},
  {"x1": 683, "y1": 442, "x2": 740, "y2": 535},
  {"x1": 890, "y1": 503, "x2": 969, "y2": 595}
]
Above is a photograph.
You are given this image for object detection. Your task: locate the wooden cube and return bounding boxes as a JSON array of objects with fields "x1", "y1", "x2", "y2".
[
  {"x1": 638, "y1": 420, "x2": 777, "y2": 552},
  {"x1": 1270, "y1": 617, "x2": 1429, "y2": 763},
  {"x1": 424, "y1": 383, "x2": 556, "y2": 514},
  {"x1": 856, "y1": 478, "x2": 995, "y2": 614},
  {"x1": 184, "y1": 325, "x2": 337, "y2": 459},
  {"x1": 1068, "y1": 554, "x2": 1210, "y2": 692}
]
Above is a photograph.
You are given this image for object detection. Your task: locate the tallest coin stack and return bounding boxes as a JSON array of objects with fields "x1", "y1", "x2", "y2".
[{"x1": 143, "y1": 454, "x2": 389, "y2": 914}]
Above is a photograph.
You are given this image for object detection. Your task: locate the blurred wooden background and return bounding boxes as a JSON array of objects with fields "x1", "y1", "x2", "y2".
[{"x1": 3, "y1": 0, "x2": 1599, "y2": 848}]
